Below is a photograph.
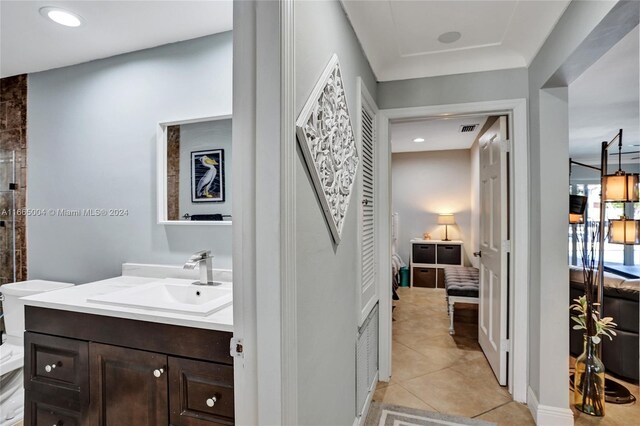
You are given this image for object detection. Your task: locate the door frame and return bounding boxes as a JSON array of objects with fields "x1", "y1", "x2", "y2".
[
  {"x1": 377, "y1": 99, "x2": 529, "y2": 403},
  {"x1": 231, "y1": 1, "x2": 297, "y2": 424}
]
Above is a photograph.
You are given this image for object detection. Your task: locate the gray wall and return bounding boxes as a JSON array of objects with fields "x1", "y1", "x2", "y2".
[
  {"x1": 526, "y1": 0, "x2": 619, "y2": 410},
  {"x1": 392, "y1": 150, "x2": 476, "y2": 266},
  {"x1": 378, "y1": 68, "x2": 528, "y2": 109},
  {"x1": 178, "y1": 119, "x2": 232, "y2": 218},
  {"x1": 295, "y1": 1, "x2": 377, "y2": 424},
  {"x1": 27, "y1": 32, "x2": 233, "y2": 284}
]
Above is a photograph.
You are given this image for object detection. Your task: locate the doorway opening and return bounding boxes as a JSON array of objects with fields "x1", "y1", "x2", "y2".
[{"x1": 375, "y1": 99, "x2": 530, "y2": 418}]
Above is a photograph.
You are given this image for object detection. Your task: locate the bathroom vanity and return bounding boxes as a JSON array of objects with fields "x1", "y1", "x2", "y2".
[{"x1": 20, "y1": 268, "x2": 235, "y2": 426}]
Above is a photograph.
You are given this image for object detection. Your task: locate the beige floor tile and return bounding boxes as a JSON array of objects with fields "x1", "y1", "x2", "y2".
[
  {"x1": 390, "y1": 342, "x2": 453, "y2": 383},
  {"x1": 372, "y1": 383, "x2": 439, "y2": 412},
  {"x1": 476, "y1": 401, "x2": 536, "y2": 426},
  {"x1": 402, "y1": 367, "x2": 511, "y2": 417},
  {"x1": 393, "y1": 321, "x2": 455, "y2": 342},
  {"x1": 376, "y1": 380, "x2": 390, "y2": 390},
  {"x1": 449, "y1": 353, "x2": 501, "y2": 386},
  {"x1": 412, "y1": 333, "x2": 481, "y2": 352}
]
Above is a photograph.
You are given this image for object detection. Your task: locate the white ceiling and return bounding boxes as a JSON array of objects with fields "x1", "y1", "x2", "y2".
[
  {"x1": 391, "y1": 116, "x2": 488, "y2": 153},
  {"x1": 569, "y1": 26, "x2": 639, "y2": 164},
  {"x1": 341, "y1": 0, "x2": 570, "y2": 81},
  {"x1": 0, "y1": 1, "x2": 233, "y2": 78}
]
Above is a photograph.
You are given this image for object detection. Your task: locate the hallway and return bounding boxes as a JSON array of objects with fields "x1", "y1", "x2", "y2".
[{"x1": 373, "y1": 287, "x2": 535, "y2": 424}]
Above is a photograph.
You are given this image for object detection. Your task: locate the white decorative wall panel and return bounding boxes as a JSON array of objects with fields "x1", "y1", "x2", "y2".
[{"x1": 296, "y1": 54, "x2": 359, "y2": 244}]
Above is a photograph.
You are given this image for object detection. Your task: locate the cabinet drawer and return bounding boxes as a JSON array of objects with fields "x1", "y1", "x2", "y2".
[
  {"x1": 25, "y1": 393, "x2": 82, "y2": 426},
  {"x1": 169, "y1": 356, "x2": 234, "y2": 425},
  {"x1": 25, "y1": 332, "x2": 89, "y2": 404},
  {"x1": 413, "y1": 267, "x2": 436, "y2": 288},
  {"x1": 412, "y1": 244, "x2": 435, "y2": 264},
  {"x1": 437, "y1": 244, "x2": 461, "y2": 265}
]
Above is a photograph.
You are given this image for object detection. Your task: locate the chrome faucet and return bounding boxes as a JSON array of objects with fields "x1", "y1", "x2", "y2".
[{"x1": 183, "y1": 250, "x2": 217, "y2": 285}]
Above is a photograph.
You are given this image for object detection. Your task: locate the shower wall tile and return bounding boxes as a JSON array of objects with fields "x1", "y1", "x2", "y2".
[
  {"x1": 166, "y1": 125, "x2": 180, "y2": 221},
  {"x1": 0, "y1": 74, "x2": 27, "y2": 282}
]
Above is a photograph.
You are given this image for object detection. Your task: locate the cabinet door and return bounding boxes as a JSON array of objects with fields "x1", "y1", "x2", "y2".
[
  {"x1": 168, "y1": 356, "x2": 234, "y2": 425},
  {"x1": 25, "y1": 396, "x2": 82, "y2": 426},
  {"x1": 88, "y1": 343, "x2": 168, "y2": 426}
]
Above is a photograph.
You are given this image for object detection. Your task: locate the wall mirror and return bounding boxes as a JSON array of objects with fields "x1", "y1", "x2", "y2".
[{"x1": 157, "y1": 115, "x2": 232, "y2": 225}]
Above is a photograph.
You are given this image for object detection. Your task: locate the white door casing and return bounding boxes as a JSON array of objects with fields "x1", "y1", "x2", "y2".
[
  {"x1": 478, "y1": 116, "x2": 509, "y2": 386},
  {"x1": 357, "y1": 77, "x2": 379, "y2": 326},
  {"x1": 374, "y1": 99, "x2": 528, "y2": 402}
]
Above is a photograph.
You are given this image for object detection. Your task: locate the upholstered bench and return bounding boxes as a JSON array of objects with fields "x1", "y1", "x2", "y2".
[{"x1": 444, "y1": 266, "x2": 479, "y2": 335}]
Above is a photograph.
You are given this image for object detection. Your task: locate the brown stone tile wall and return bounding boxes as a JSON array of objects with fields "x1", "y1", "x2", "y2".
[
  {"x1": 0, "y1": 74, "x2": 28, "y2": 283},
  {"x1": 167, "y1": 125, "x2": 180, "y2": 221}
]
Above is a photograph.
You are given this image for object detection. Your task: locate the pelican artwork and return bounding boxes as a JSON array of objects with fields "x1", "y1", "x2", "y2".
[{"x1": 196, "y1": 155, "x2": 219, "y2": 198}]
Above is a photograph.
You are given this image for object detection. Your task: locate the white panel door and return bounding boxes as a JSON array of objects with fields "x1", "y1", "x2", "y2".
[{"x1": 478, "y1": 116, "x2": 509, "y2": 386}]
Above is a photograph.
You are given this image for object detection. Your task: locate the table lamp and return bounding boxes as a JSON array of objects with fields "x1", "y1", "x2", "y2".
[{"x1": 438, "y1": 214, "x2": 455, "y2": 241}]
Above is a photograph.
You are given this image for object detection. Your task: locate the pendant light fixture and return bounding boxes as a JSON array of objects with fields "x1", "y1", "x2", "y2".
[
  {"x1": 602, "y1": 130, "x2": 639, "y2": 202},
  {"x1": 609, "y1": 217, "x2": 640, "y2": 245}
]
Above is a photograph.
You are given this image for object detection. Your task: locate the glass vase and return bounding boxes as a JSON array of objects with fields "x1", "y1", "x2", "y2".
[{"x1": 574, "y1": 336, "x2": 606, "y2": 416}]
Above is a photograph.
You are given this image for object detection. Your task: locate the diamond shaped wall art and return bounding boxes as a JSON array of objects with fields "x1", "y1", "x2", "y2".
[{"x1": 296, "y1": 54, "x2": 359, "y2": 244}]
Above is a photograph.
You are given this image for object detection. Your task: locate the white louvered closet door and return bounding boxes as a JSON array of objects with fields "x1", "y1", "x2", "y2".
[
  {"x1": 359, "y1": 88, "x2": 377, "y2": 325},
  {"x1": 355, "y1": 79, "x2": 379, "y2": 421}
]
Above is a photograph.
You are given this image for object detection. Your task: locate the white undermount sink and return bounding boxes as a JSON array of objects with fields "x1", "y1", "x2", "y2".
[{"x1": 87, "y1": 280, "x2": 232, "y2": 316}]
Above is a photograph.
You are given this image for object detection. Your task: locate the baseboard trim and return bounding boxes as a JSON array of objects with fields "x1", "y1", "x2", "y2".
[{"x1": 528, "y1": 386, "x2": 574, "y2": 426}]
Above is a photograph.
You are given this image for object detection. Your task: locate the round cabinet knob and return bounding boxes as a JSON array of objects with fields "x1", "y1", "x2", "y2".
[
  {"x1": 44, "y1": 364, "x2": 57, "y2": 373},
  {"x1": 206, "y1": 396, "x2": 217, "y2": 407},
  {"x1": 153, "y1": 368, "x2": 164, "y2": 378}
]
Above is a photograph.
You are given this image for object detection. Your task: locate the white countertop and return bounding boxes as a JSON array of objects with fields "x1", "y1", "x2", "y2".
[
  {"x1": 21, "y1": 275, "x2": 233, "y2": 333},
  {"x1": 410, "y1": 239, "x2": 463, "y2": 244}
]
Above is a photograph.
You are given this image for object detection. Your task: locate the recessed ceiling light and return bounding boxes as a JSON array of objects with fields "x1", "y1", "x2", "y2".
[
  {"x1": 438, "y1": 31, "x2": 461, "y2": 44},
  {"x1": 40, "y1": 7, "x2": 84, "y2": 27},
  {"x1": 413, "y1": 138, "x2": 425, "y2": 143}
]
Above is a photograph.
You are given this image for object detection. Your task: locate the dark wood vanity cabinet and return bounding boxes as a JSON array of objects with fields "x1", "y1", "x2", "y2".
[{"x1": 24, "y1": 306, "x2": 234, "y2": 426}]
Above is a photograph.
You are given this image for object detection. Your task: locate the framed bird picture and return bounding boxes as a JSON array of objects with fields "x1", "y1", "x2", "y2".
[{"x1": 191, "y1": 149, "x2": 225, "y2": 202}]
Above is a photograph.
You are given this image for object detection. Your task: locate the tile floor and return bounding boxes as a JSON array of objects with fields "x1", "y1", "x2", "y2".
[
  {"x1": 373, "y1": 286, "x2": 535, "y2": 425},
  {"x1": 374, "y1": 286, "x2": 640, "y2": 426}
]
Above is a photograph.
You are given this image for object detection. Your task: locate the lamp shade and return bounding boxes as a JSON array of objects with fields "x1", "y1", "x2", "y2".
[
  {"x1": 603, "y1": 172, "x2": 639, "y2": 202},
  {"x1": 569, "y1": 213, "x2": 584, "y2": 225},
  {"x1": 569, "y1": 195, "x2": 588, "y2": 215},
  {"x1": 609, "y1": 217, "x2": 640, "y2": 245},
  {"x1": 437, "y1": 214, "x2": 455, "y2": 225}
]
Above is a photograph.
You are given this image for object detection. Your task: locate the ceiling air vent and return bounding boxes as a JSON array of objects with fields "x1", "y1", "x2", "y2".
[{"x1": 460, "y1": 124, "x2": 479, "y2": 133}]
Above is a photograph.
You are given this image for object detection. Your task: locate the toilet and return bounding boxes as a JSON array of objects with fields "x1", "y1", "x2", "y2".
[{"x1": 0, "y1": 280, "x2": 74, "y2": 426}]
